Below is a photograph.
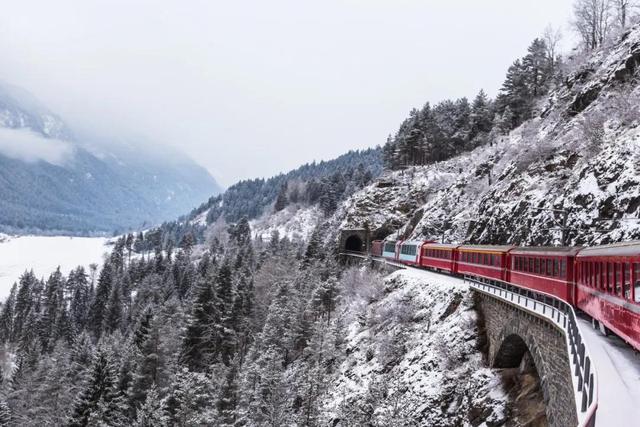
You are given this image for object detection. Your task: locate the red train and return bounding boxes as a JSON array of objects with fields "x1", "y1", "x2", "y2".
[{"x1": 371, "y1": 238, "x2": 640, "y2": 351}]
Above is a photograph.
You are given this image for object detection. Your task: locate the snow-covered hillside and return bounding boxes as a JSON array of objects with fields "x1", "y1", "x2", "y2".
[
  {"x1": 334, "y1": 25, "x2": 640, "y2": 246},
  {"x1": 320, "y1": 268, "x2": 509, "y2": 426},
  {"x1": 250, "y1": 205, "x2": 323, "y2": 242},
  {"x1": 0, "y1": 234, "x2": 109, "y2": 299}
]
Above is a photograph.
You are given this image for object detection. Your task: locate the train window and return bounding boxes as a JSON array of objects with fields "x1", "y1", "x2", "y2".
[
  {"x1": 545, "y1": 259, "x2": 551, "y2": 276},
  {"x1": 634, "y1": 263, "x2": 640, "y2": 303},
  {"x1": 608, "y1": 262, "x2": 614, "y2": 293},
  {"x1": 484, "y1": 253, "x2": 489, "y2": 265},
  {"x1": 533, "y1": 258, "x2": 539, "y2": 274},
  {"x1": 616, "y1": 263, "x2": 623, "y2": 297},
  {"x1": 554, "y1": 259, "x2": 560, "y2": 277},
  {"x1": 623, "y1": 263, "x2": 631, "y2": 300}
]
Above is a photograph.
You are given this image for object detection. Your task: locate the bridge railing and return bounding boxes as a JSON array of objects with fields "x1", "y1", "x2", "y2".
[{"x1": 465, "y1": 276, "x2": 598, "y2": 427}]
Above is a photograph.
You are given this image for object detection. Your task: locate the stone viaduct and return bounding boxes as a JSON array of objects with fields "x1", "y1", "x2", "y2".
[{"x1": 338, "y1": 230, "x2": 595, "y2": 427}]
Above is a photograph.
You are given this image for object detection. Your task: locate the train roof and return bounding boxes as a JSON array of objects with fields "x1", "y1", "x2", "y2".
[
  {"x1": 423, "y1": 243, "x2": 460, "y2": 250},
  {"x1": 400, "y1": 240, "x2": 426, "y2": 246},
  {"x1": 457, "y1": 245, "x2": 515, "y2": 253},
  {"x1": 510, "y1": 246, "x2": 582, "y2": 256},
  {"x1": 576, "y1": 241, "x2": 640, "y2": 258}
]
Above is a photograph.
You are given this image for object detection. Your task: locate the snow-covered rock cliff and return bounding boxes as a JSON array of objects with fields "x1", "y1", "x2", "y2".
[
  {"x1": 335, "y1": 25, "x2": 640, "y2": 246},
  {"x1": 320, "y1": 269, "x2": 509, "y2": 426}
]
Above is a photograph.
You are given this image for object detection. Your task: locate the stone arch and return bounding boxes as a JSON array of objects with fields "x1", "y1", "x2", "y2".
[
  {"x1": 477, "y1": 295, "x2": 578, "y2": 427},
  {"x1": 492, "y1": 322, "x2": 549, "y2": 392},
  {"x1": 492, "y1": 321, "x2": 552, "y2": 423},
  {"x1": 344, "y1": 234, "x2": 364, "y2": 252},
  {"x1": 494, "y1": 333, "x2": 531, "y2": 368}
]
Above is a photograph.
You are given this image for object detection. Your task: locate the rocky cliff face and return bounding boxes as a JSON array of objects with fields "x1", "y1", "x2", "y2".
[
  {"x1": 335, "y1": 25, "x2": 640, "y2": 246},
  {"x1": 319, "y1": 269, "x2": 510, "y2": 426}
]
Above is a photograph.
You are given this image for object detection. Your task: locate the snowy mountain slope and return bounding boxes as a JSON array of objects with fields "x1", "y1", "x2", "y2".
[
  {"x1": 0, "y1": 81, "x2": 221, "y2": 235},
  {"x1": 333, "y1": 25, "x2": 640, "y2": 246},
  {"x1": 250, "y1": 205, "x2": 323, "y2": 242},
  {"x1": 319, "y1": 269, "x2": 509, "y2": 426}
]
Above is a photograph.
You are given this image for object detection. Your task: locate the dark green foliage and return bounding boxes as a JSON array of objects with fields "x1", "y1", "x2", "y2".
[
  {"x1": 0, "y1": 205, "x2": 344, "y2": 426},
  {"x1": 384, "y1": 37, "x2": 559, "y2": 170},
  {"x1": 67, "y1": 349, "x2": 126, "y2": 427},
  {"x1": 180, "y1": 276, "x2": 220, "y2": 371}
]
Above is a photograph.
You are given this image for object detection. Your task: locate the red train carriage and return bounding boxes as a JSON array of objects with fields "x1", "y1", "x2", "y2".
[
  {"x1": 371, "y1": 240, "x2": 383, "y2": 258},
  {"x1": 509, "y1": 247, "x2": 581, "y2": 304},
  {"x1": 575, "y1": 241, "x2": 640, "y2": 351},
  {"x1": 420, "y1": 243, "x2": 460, "y2": 273},
  {"x1": 457, "y1": 245, "x2": 514, "y2": 282}
]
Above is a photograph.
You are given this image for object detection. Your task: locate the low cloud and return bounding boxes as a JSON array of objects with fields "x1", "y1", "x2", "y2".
[{"x1": 0, "y1": 128, "x2": 74, "y2": 165}]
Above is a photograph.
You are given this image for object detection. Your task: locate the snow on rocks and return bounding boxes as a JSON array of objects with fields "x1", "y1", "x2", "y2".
[
  {"x1": 321, "y1": 269, "x2": 508, "y2": 426},
  {"x1": 333, "y1": 27, "x2": 640, "y2": 247},
  {"x1": 250, "y1": 204, "x2": 322, "y2": 242}
]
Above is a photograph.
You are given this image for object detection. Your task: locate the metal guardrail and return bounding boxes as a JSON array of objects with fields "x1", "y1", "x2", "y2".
[
  {"x1": 465, "y1": 276, "x2": 598, "y2": 427},
  {"x1": 339, "y1": 252, "x2": 598, "y2": 426}
]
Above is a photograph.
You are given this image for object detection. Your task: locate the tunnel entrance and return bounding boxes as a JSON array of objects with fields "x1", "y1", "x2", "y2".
[{"x1": 344, "y1": 235, "x2": 364, "y2": 252}]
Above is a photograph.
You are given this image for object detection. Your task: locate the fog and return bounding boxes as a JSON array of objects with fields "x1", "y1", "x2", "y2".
[
  {"x1": 0, "y1": 0, "x2": 574, "y2": 186},
  {"x1": 0, "y1": 128, "x2": 73, "y2": 165}
]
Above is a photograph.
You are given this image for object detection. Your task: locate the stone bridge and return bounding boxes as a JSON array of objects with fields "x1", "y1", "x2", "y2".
[
  {"x1": 338, "y1": 252, "x2": 596, "y2": 427},
  {"x1": 476, "y1": 292, "x2": 578, "y2": 427},
  {"x1": 471, "y1": 279, "x2": 596, "y2": 427}
]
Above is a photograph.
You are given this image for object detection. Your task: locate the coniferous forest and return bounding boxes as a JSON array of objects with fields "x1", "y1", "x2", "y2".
[{"x1": 0, "y1": 220, "x2": 348, "y2": 426}]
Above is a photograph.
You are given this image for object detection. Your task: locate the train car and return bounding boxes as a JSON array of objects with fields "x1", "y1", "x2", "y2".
[
  {"x1": 575, "y1": 241, "x2": 640, "y2": 351},
  {"x1": 398, "y1": 240, "x2": 424, "y2": 266},
  {"x1": 382, "y1": 239, "x2": 401, "y2": 261},
  {"x1": 457, "y1": 245, "x2": 514, "y2": 282},
  {"x1": 371, "y1": 240, "x2": 384, "y2": 258},
  {"x1": 420, "y1": 243, "x2": 460, "y2": 273},
  {"x1": 509, "y1": 247, "x2": 581, "y2": 304}
]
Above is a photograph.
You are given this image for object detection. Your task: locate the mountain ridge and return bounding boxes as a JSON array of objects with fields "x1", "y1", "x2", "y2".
[{"x1": 0, "y1": 81, "x2": 222, "y2": 235}]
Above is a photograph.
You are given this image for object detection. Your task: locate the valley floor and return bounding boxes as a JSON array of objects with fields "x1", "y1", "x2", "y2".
[{"x1": 0, "y1": 234, "x2": 109, "y2": 299}]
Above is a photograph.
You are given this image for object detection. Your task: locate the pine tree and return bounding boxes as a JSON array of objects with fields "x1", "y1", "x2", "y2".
[
  {"x1": 89, "y1": 264, "x2": 113, "y2": 339},
  {"x1": 469, "y1": 89, "x2": 493, "y2": 139},
  {"x1": 12, "y1": 271, "x2": 36, "y2": 342},
  {"x1": 67, "y1": 349, "x2": 126, "y2": 427},
  {"x1": 69, "y1": 267, "x2": 91, "y2": 332},
  {"x1": 133, "y1": 385, "x2": 168, "y2": 427},
  {"x1": 0, "y1": 283, "x2": 16, "y2": 342},
  {"x1": 180, "y1": 276, "x2": 220, "y2": 371},
  {"x1": 274, "y1": 182, "x2": 288, "y2": 212},
  {"x1": 215, "y1": 263, "x2": 236, "y2": 366},
  {"x1": 39, "y1": 267, "x2": 64, "y2": 352},
  {"x1": 131, "y1": 315, "x2": 161, "y2": 407},
  {"x1": 103, "y1": 281, "x2": 123, "y2": 335}
]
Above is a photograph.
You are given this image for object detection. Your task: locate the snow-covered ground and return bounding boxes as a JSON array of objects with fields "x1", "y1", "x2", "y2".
[
  {"x1": 321, "y1": 268, "x2": 509, "y2": 426},
  {"x1": 0, "y1": 234, "x2": 110, "y2": 300},
  {"x1": 578, "y1": 317, "x2": 640, "y2": 427},
  {"x1": 250, "y1": 204, "x2": 322, "y2": 241}
]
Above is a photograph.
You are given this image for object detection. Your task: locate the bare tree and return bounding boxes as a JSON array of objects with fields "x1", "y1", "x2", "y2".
[
  {"x1": 573, "y1": 0, "x2": 613, "y2": 49},
  {"x1": 612, "y1": 0, "x2": 637, "y2": 28},
  {"x1": 543, "y1": 24, "x2": 563, "y2": 69}
]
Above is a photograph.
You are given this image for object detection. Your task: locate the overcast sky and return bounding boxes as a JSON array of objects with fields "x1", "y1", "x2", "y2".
[{"x1": 0, "y1": 0, "x2": 575, "y2": 186}]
